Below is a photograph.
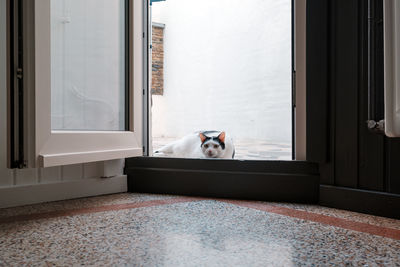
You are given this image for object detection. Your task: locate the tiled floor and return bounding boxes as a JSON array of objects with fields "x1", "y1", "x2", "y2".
[
  {"x1": 1, "y1": 193, "x2": 399, "y2": 266},
  {"x1": 152, "y1": 137, "x2": 292, "y2": 160}
]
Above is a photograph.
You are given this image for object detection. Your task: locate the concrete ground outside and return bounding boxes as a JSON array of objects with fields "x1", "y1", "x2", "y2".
[{"x1": 152, "y1": 136, "x2": 292, "y2": 160}]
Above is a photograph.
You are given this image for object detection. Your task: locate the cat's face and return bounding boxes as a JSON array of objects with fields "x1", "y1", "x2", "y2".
[{"x1": 199, "y1": 132, "x2": 226, "y2": 158}]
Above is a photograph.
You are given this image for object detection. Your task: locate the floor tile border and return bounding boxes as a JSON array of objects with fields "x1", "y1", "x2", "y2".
[
  {"x1": 221, "y1": 199, "x2": 400, "y2": 240},
  {"x1": 0, "y1": 196, "x2": 203, "y2": 224},
  {"x1": 1, "y1": 196, "x2": 399, "y2": 241}
]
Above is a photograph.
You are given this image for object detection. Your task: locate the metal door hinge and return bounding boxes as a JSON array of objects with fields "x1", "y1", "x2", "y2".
[
  {"x1": 367, "y1": 119, "x2": 385, "y2": 134},
  {"x1": 14, "y1": 160, "x2": 27, "y2": 169},
  {"x1": 16, "y1": 68, "x2": 23, "y2": 79}
]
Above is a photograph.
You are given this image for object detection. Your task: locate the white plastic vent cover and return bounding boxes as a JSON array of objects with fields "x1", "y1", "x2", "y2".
[{"x1": 384, "y1": 0, "x2": 400, "y2": 137}]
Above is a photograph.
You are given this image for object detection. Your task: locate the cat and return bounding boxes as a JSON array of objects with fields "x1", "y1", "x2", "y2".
[{"x1": 153, "y1": 131, "x2": 235, "y2": 159}]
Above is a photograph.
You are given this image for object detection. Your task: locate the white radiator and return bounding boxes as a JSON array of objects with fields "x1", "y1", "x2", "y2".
[{"x1": 384, "y1": 0, "x2": 400, "y2": 137}]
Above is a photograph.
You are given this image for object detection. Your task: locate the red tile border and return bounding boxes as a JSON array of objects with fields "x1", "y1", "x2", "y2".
[
  {"x1": 221, "y1": 199, "x2": 400, "y2": 240},
  {"x1": 0, "y1": 197, "x2": 204, "y2": 224}
]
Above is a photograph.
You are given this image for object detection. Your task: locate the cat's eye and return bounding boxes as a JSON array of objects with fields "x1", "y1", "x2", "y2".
[
  {"x1": 204, "y1": 144, "x2": 209, "y2": 148},
  {"x1": 213, "y1": 145, "x2": 218, "y2": 149}
]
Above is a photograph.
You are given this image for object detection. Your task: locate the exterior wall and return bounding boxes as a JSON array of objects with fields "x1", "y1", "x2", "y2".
[
  {"x1": 152, "y1": 24, "x2": 165, "y2": 95},
  {"x1": 0, "y1": 0, "x2": 125, "y2": 208},
  {"x1": 151, "y1": 0, "x2": 292, "y2": 143}
]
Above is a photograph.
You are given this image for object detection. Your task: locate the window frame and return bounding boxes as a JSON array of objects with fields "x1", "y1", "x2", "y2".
[{"x1": 25, "y1": 0, "x2": 145, "y2": 167}]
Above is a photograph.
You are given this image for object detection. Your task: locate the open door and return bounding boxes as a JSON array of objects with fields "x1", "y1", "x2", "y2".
[{"x1": 7, "y1": 0, "x2": 145, "y2": 168}]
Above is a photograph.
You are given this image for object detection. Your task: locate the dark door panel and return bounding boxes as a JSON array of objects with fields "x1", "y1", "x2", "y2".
[
  {"x1": 307, "y1": 0, "x2": 400, "y2": 218},
  {"x1": 386, "y1": 139, "x2": 400, "y2": 194},
  {"x1": 332, "y1": 0, "x2": 359, "y2": 188}
]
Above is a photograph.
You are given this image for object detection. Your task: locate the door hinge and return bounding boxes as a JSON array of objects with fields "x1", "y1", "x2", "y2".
[
  {"x1": 16, "y1": 68, "x2": 23, "y2": 79},
  {"x1": 367, "y1": 119, "x2": 385, "y2": 134},
  {"x1": 14, "y1": 160, "x2": 27, "y2": 169}
]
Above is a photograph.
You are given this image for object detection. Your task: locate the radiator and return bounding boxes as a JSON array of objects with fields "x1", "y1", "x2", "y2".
[{"x1": 384, "y1": 0, "x2": 400, "y2": 137}]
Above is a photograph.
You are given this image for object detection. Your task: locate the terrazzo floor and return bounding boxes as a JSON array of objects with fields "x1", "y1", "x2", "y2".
[
  {"x1": 152, "y1": 137, "x2": 292, "y2": 160},
  {"x1": 1, "y1": 193, "x2": 399, "y2": 266}
]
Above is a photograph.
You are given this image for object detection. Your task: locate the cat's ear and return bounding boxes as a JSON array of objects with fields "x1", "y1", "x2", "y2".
[
  {"x1": 218, "y1": 132, "x2": 226, "y2": 143},
  {"x1": 199, "y1": 133, "x2": 207, "y2": 143}
]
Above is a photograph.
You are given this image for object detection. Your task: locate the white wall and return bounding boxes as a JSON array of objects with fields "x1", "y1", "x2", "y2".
[
  {"x1": 0, "y1": 0, "x2": 126, "y2": 208},
  {"x1": 151, "y1": 0, "x2": 292, "y2": 143}
]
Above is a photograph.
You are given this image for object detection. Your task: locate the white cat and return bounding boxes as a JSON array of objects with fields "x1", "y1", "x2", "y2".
[{"x1": 154, "y1": 131, "x2": 235, "y2": 159}]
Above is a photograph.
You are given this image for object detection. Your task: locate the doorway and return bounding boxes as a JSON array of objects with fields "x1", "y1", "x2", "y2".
[
  {"x1": 126, "y1": 0, "x2": 316, "y2": 203},
  {"x1": 147, "y1": 0, "x2": 293, "y2": 161}
]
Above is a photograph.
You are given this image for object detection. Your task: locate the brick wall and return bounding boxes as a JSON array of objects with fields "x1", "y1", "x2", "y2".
[{"x1": 151, "y1": 25, "x2": 164, "y2": 95}]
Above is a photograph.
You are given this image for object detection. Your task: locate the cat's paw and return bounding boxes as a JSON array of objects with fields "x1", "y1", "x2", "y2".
[{"x1": 153, "y1": 151, "x2": 170, "y2": 157}]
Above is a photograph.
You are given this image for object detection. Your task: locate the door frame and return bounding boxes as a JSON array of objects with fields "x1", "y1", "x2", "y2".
[{"x1": 127, "y1": 0, "x2": 319, "y2": 203}]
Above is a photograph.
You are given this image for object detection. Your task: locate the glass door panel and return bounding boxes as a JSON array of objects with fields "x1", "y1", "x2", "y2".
[
  {"x1": 50, "y1": 0, "x2": 127, "y2": 131},
  {"x1": 29, "y1": 0, "x2": 144, "y2": 167}
]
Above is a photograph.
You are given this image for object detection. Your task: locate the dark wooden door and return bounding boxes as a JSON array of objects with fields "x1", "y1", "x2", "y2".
[{"x1": 307, "y1": 0, "x2": 400, "y2": 219}]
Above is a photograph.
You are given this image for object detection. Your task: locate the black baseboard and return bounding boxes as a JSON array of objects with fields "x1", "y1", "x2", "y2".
[
  {"x1": 126, "y1": 157, "x2": 319, "y2": 203},
  {"x1": 319, "y1": 185, "x2": 400, "y2": 219}
]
